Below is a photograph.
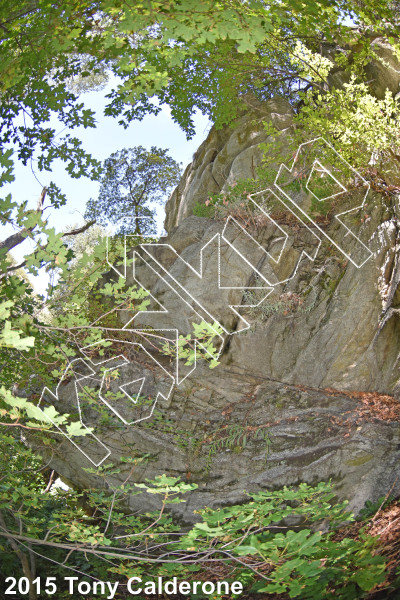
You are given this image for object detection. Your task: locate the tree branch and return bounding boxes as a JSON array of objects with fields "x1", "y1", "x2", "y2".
[
  {"x1": 3, "y1": 218, "x2": 95, "y2": 276},
  {"x1": 0, "y1": 511, "x2": 37, "y2": 600},
  {"x1": 62, "y1": 220, "x2": 96, "y2": 237},
  {"x1": 0, "y1": 187, "x2": 46, "y2": 255}
]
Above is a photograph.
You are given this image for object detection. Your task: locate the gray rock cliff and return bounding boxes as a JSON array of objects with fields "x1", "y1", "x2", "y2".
[{"x1": 38, "y1": 97, "x2": 400, "y2": 523}]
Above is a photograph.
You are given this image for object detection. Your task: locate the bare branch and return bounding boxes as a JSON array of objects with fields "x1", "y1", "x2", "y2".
[
  {"x1": 0, "y1": 511, "x2": 37, "y2": 600},
  {"x1": 36, "y1": 187, "x2": 46, "y2": 211},
  {"x1": 62, "y1": 220, "x2": 96, "y2": 237}
]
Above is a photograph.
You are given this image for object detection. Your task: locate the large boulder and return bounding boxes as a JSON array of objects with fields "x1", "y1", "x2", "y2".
[{"x1": 37, "y1": 102, "x2": 400, "y2": 524}]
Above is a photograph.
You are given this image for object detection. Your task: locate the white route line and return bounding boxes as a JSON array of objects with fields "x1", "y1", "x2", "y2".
[
  {"x1": 274, "y1": 137, "x2": 373, "y2": 268},
  {"x1": 39, "y1": 359, "x2": 111, "y2": 467},
  {"x1": 37, "y1": 137, "x2": 373, "y2": 466}
]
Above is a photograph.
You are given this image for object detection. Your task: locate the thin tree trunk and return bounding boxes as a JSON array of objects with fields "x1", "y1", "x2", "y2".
[{"x1": 0, "y1": 511, "x2": 37, "y2": 600}]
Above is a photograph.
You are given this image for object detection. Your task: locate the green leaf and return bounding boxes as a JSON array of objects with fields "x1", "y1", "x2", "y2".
[
  {"x1": 352, "y1": 565, "x2": 386, "y2": 591},
  {"x1": 0, "y1": 320, "x2": 35, "y2": 350},
  {"x1": 65, "y1": 421, "x2": 93, "y2": 437}
]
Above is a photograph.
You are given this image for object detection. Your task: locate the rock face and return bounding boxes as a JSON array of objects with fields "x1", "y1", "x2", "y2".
[
  {"x1": 324, "y1": 37, "x2": 400, "y2": 100},
  {"x1": 164, "y1": 98, "x2": 293, "y2": 232},
  {"x1": 40, "y1": 101, "x2": 400, "y2": 524},
  {"x1": 363, "y1": 38, "x2": 400, "y2": 100}
]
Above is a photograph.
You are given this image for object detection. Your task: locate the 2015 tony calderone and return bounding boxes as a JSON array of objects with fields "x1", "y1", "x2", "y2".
[{"x1": 4, "y1": 576, "x2": 244, "y2": 598}]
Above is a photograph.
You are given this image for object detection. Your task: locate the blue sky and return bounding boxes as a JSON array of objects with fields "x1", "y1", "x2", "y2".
[
  {"x1": 7, "y1": 81, "x2": 210, "y2": 236},
  {"x1": 4, "y1": 81, "x2": 210, "y2": 291}
]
